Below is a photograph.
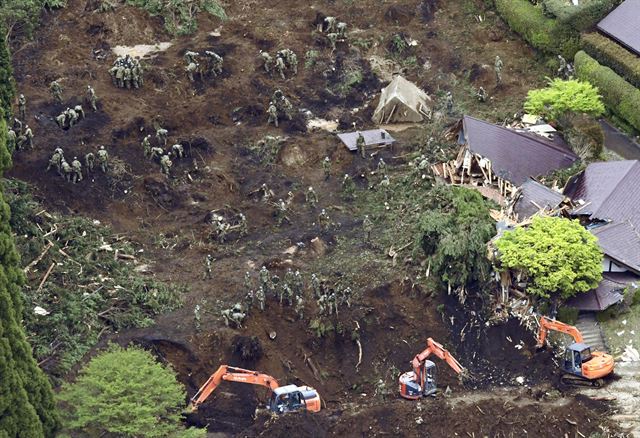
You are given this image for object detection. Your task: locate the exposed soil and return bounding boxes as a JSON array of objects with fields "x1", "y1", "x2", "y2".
[{"x1": 7, "y1": 0, "x2": 623, "y2": 436}]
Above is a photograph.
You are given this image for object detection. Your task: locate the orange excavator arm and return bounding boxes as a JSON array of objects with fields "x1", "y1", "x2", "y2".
[
  {"x1": 189, "y1": 365, "x2": 280, "y2": 411},
  {"x1": 412, "y1": 338, "x2": 466, "y2": 377},
  {"x1": 536, "y1": 316, "x2": 584, "y2": 348}
]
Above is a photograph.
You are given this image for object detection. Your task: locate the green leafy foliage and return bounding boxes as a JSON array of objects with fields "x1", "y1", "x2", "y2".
[
  {"x1": 125, "y1": 0, "x2": 226, "y2": 35},
  {"x1": 415, "y1": 185, "x2": 496, "y2": 295},
  {"x1": 57, "y1": 345, "x2": 205, "y2": 437},
  {"x1": 582, "y1": 32, "x2": 640, "y2": 90},
  {"x1": 0, "y1": 0, "x2": 58, "y2": 40},
  {"x1": 0, "y1": 115, "x2": 59, "y2": 435},
  {"x1": 0, "y1": 29, "x2": 15, "y2": 119},
  {"x1": 495, "y1": 217, "x2": 603, "y2": 300},
  {"x1": 493, "y1": 0, "x2": 580, "y2": 57},
  {"x1": 524, "y1": 78, "x2": 605, "y2": 121},
  {"x1": 5, "y1": 179, "x2": 183, "y2": 378},
  {"x1": 574, "y1": 50, "x2": 640, "y2": 132},
  {"x1": 557, "y1": 113, "x2": 605, "y2": 161},
  {"x1": 541, "y1": 0, "x2": 617, "y2": 31}
]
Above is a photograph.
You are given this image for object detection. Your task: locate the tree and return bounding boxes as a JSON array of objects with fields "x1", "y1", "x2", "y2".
[
  {"x1": 495, "y1": 216, "x2": 603, "y2": 300},
  {"x1": 57, "y1": 345, "x2": 205, "y2": 437},
  {"x1": 416, "y1": 186, "x2": 496, "y2": 301},
  {"x1": 0, "y1": 25, "x2": 14, "y2": 117},
  {"x1": 524, "y1": 78, "x2": 605, "y2": 122},
  {"x1": 0, "y1": 117, "x2": 59, "y2": 435}
]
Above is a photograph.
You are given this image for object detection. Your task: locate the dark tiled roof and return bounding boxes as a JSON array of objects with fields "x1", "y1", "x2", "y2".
[
  {"x1": 513, "y1": 179, "x2": 565, "y2": 220},
  {"x1": 591, "y1": 222, "x2": 640, "y2": 273},
  {"x1": 597, "y1": 0, "x2": 640, "y2": 57},
  {"x1": 566, "y1": 272, "x2": 637, "y2": 311},
  {"x1": 461, "y1": 116, "x2": 578, "y2": 186},
  {"x1": 564, "y1": 160, "x2": 640, "y2": 228}
]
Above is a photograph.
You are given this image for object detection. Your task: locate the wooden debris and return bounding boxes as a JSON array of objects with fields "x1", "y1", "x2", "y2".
[
  {"x1": 24, "y1": 241, "x2": 54, "y2": 273},
  {"x1": 36, "y1": 262, "x2": 56, "y2": 292}
]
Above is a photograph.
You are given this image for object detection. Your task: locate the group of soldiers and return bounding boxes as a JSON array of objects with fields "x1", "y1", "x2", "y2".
[
  {"x1": 55, "y1": 105, "x2": 85, "y2": 129},
  {"x1": 266, "y1": 89, "x2": 294, "y2": 127},
  {"x1": 7, "y1": 116, "x2": 34, "y2": 153},
  {"x1": 208, "y1": 212, "x2": 248, "y2": 243},
  {"x1": 184, "y1": 50, "x2": 224, "y2": 82},
  {"x1": 46, "y1": 145, "x2": 109, "y2": 183},
  {"x1": 260, "y1": 49, "x2": 298, "y2": 80},
  {"x1": 109, "y1": 55, "x2": 144, "y2": 89},
  {"x1": 319, "y1": 16, "x2": 348, "y2": 50},
  {"x1": 141, "y1": 128, "x2": 186, "y2": 176}
]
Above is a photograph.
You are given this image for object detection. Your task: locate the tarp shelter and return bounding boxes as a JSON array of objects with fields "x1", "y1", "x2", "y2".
[
  {"x1": 337, "y1": 129, "x2": 395, "y2": 151},
  {"x1": 372, "y1": 76, "x2": 431, "y2": 124}
]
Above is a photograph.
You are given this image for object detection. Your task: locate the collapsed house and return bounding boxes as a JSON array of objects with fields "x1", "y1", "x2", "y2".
[
  {"x1": 372, "y1": 75, "x2": 431, "y2": 124},
  {"x1": 563, "y1": 160, "x2": 640, "y2": 311},
  {"x1": 432, "y1": 116, "x2": 579, "y2": 199}
]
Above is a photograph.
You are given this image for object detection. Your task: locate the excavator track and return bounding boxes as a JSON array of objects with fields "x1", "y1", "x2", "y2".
[{"x1": 560, "y1": 374, "x2": 604, "y2": 387}]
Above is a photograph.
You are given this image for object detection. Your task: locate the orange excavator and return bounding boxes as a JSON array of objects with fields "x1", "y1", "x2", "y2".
[
  {"x1": 399, "y1": 338, "x2": 468, "y2": 399},
  {"x1": 188, "y1": 365, "x2": 322, "y2": 414},
  {"x1": 536, "y1": 316, "x2": 614, "y2": 386}
]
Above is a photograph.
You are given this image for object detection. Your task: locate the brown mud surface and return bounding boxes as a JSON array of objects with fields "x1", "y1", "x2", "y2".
[{"x1": 8, "y1": 0, "x2": 622, "y2": 436}]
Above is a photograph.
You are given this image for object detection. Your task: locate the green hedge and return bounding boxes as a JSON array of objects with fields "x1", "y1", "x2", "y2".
[
  {"x1": 582, "y1": 32, "x2": 640, "y2": 89},
  {"x1": 575, "y1": 50, "x2": 640, "y2": 131},
  {"x1": 494, "y1": 0, "x2": 580, "y2": 57},
  {"x1": 542, "y1": 0, "x2": 619, "y2": 31}
]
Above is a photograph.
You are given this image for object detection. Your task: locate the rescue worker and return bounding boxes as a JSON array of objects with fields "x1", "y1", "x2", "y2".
[
  {"x1": 363, "y1": 215, "x2": 373, "y2": 243},
  {"x1": 18, "y1": 94, "x2": 26, "y2": 120},
  {"x1": 171, "y1": 143, "x2": 184, "y2": 159},
  {"x1": 322, "y1": 156, "x2": 331, "y2": 180},
  {"x1": 318, "y1": 209, "x2": 330, "y2": 231},
  {"x1": 342, "y1": 173, "x2": 356, "y2": 199},
  {"x1": 336, "y1": 22, "x2": 347, "y2": 38},
  {"x1": 142, "y1": 135, "x2": 152, "y2": 157},
  {"x1": 97, "y1": 145, "x2": 109, "y2": 173},
  {"x1": 61, "y1": 160, "x2": 72, "y2": 182},
  {"x1": 260, "y1": 51, "x2": 272, "y2": 74},
  {"x1": 476, "y1": 86, "x2": 487, "y2": 103},
  {"x1": 267, "y1": 102, "x2": 278, "y2": 127},
  {"x1": 256, "y1": 286, "x2": 266, "y2": 311},
  {"x1": 160, "y1": 154, "x2": 172, "y2": 175},
  {"x1": 23, "y1": 125, "x2": 33, "y2": 149},
  {"x1": 50, "y1": 81, "x2": 63, "y2": 104},
  {"x1": 86, "y1": 85, "x2": 98, "y2": 111},
  {"x1": 84, "y1": 152, "x2": 95, "y2": 172},
  {"x1": 47, "y1": 149, "x2": 63, "y2": 175},
  {"x1": 494, "y1": 55, "x2": 503, "y2": 86},
  {"x1": 71, "y1": 157, "x2": 83, "y2": 183},
  {"x1": 356, "y1": 132, "x2": 366, "y2": 158},
  {"x1": 6, "y1": 129, "x2": 16, "y2": 152},
  {"x1": 204, "y1": 254, "x2": 213, "y2": 279},
  {"x1": 156, "y1": 127, "x2": 168, "y2": 146},
  {"x1": 275, "y1": 55, "x2": 286, "y2": 80},
  {"x1": 305, "y1": 186, "x2": 318, "y2": 208}
]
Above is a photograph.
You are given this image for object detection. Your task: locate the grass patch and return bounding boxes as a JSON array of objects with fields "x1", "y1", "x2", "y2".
[
  {"x1": 5, "y1": 179, "x2": 184, "y2": 379},
  {"x1": 599, "y1": 304, "x2": 640, "y2": 355}
]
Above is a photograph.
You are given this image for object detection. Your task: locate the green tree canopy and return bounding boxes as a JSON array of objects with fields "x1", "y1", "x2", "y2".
[
  {"x1": 495, "y1": 216, "x2": 603, "y2": 300},
  {"x1": 57, "y1": 345, "x2": 205, "y2": 437},
  {"x1": 416, "y1": 186, "x2": 496, "y2": 299},
  {"x1": 524, "y1": 78, "x2": 605, "y2": 122},
  {"x1": 0, "y1": 29, "x2": 58, "y2": 435}
]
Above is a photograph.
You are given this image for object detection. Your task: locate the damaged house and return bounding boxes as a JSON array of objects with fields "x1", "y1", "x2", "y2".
[
  {"x1": 563, "y1": 160, "x2": 640, "y2": 311},
  {"x1": 432, "y1": 116, "x2": 579, "y2": 200}
]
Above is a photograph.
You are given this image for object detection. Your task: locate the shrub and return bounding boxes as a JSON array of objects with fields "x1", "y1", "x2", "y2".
[
  {"x1": 57, "y1": 345, "x2": 205, "y2": 437},
  {"x1": 574, "y1": 50, "x2": 640, "y2": 131},
  {"x1": 494, "y1": 0, "x2": 580, "y2": 57},
  {"x1": 125, "y1": 0, "x2": 226, "y2": 35},
  {"x1": 556, "y1": 306, "x2": 580, "y2": 325},
  {"x1": 542, "y1": 0, "x2": 617, "y2": 31},
  {"x1": 582, "y1": 32, "x2": 640, "y2": 89},
  {"x1": 495, "y1": 216, "x2": 603, "y2": 300},
  {"x1": 524, "y1": 78, "x2": 605, "y2": 121}
]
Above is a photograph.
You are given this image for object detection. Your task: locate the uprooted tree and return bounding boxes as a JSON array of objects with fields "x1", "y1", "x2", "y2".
[
  {"x1": 415, "y1": 186, "x2": 496, "y2": 303},
  {"x1": 56, "y1": 345, "x2": 205, "y2": 438},
  {"x1": 524, "y1": 78, "x2": 605, "y2": 122},
  {"x1": 495, "y1": 216, "x2": 603, "y2": 301}
]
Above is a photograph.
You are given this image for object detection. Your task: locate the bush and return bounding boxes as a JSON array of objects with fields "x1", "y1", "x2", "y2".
[
  {"x1": 494, "y1": 0, "x2": 580, "y2": 57},
  {"x1": 582, "y1": 32, "x2": 640, "y2": 89},
  {"x1": 57, "y1": 345, "x2": 205, "y2": 437},
  {"x1": 560, "y1": 113, "x2": 605, "y2": 161},
  {"x1": 574, "y1": 50, "x2": 640, "y2": 131},
  {"x1": 125, "y1": 0, "x2": 226, "y2": 35},
  {"x1": 542, "y1": 0, "x2": 617, "y2": 31},
  {"x1": 495, "y1": 216, "x2": 603, "y2": 300},
  {"x1": 556, "y1": 306, "x2": 580, "y2": 325},
  {"x1": 524, "y1": 78, "x2": 605, "y2": 121}
]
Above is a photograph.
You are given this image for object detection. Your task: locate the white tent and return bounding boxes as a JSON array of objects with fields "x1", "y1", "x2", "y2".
[{"x1": 372, "y1": 75, "x2": 431, "y2": 124}]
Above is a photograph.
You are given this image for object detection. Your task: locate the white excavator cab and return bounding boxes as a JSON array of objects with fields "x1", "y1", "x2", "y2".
[{"x1": 399, "y1": 360, "x2": 437, "y2": 399}]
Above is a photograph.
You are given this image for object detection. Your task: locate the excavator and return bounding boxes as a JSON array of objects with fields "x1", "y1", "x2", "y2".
[
  {"x1": 399, "y1": 338, "x2": 468, "y2": 399},
  {"x1": 188, "y1": 365, "x2": 322, "y2": 414},
  {"x1": 536, "y1": 316, "x2": 614, "y2": 386}
]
